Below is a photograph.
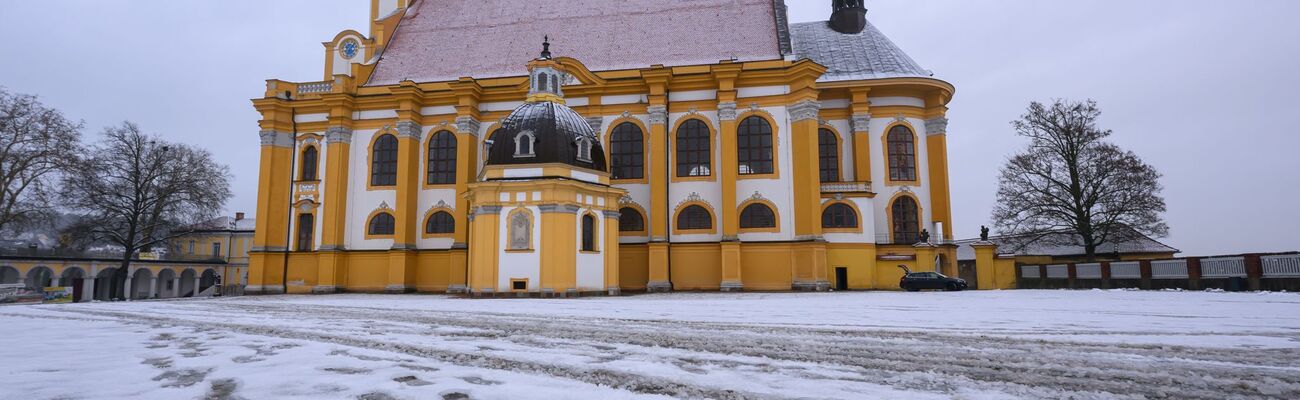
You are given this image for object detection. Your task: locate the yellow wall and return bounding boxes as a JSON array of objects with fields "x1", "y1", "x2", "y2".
[
  {"x1": 668, "y1": 244, "x2": 721, "y2": 290},
  {"x1": 618, "y1": 244, "x2": 649, "y2": 291}
]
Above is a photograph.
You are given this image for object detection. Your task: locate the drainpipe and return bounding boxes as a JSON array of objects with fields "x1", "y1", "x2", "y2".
[{"x1": 281, "y1": 91, "x2": 298, "y2": 295}]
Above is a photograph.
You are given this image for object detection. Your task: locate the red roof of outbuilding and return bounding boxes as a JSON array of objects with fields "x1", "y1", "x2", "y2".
[{"x1": 367, "y1": 0, "x2": 786, "y2": 85}]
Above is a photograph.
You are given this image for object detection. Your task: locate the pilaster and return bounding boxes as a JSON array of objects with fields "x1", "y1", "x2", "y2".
[
  {"x1": 248, "y1": 129, "x2": 294, "y2": 294},
  {"x1": 603, "y1": 209, "x2": 622, "y2": 295},
  {"x1": 924, "y1": 116, "x2": 953, "y2": 240},
  {"x1": 789, "y1": 100, "x2": 824, "y2": 238}
]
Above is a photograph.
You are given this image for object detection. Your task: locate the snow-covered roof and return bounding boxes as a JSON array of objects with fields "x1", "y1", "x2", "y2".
[
  {"x1": 367, "y1": 0, "x2": 785, "y2": 85},
  {"x1": 955, "y1": 227, "x2": 1179, "y2": 261},
  {"x1": 366, "y1": 1, "x2": 933, "y2": 86},
  {"x1": 195, "y1": 216, "x2": 256, "y2": 232},
  {"x1": 788, "y1": 20, "x2": 931, "y2": 82}
]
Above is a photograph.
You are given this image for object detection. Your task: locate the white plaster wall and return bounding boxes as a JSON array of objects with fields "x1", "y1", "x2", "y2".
[
  {"x1": 736, "y1": 85, "x2": 788, "y2": 98},
  {"x1": 416, "y1": 186, "x2": 458, "y2": 250},
  {"x1": 868, "y1": 96, "x2": 926, "y2": 108},
  {"x1": 346, "y1": 129, "x2": 398, "y2": 250},
  {"x1": 867, "y1": 115, "x2": 933, "y2": 244},
  {"x1": 821, "y1": 197, "x2": 877, "y2": 244},
  {"x1": 353, "y1": 110, "x2": 398, "y2": 121},
  {"x1": 666, "y1": 111, "x2": 722, "y2": 243},
  {"x1": 497, "y1": 205, "x2": 541, "y2": 292},
  {"x1": 821, "y1": 118, "x2": 857, "y2": 182},
  {"x1": 574, "y1": 209, "x2": 605, "y2": 291},
  {"x1": 734, "y1": 105, "x2": 794, "y2": 242}
]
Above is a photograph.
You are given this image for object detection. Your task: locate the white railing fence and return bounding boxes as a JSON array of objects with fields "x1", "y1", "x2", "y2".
[
  {"x1": 1262, "y1": 255, "x2": 1300, "y2": 277},
  {"x1": 1075, "y1": 263, "x2": 1102, "y2": 279},
  {"x1": 1110, "y1": 262, "x2": 1141, "y2": 279},
  {"x1": 1200, "y1": 257, "x2": 1247, "y2": 278},
  {"x1": 1150, "y1": 259, "x2": 1189, "y2": 279}
]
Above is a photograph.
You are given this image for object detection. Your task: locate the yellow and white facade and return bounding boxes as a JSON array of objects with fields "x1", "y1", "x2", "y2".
[{"x1": 247, "y1": 0, "x2": 960, "y2": 295}]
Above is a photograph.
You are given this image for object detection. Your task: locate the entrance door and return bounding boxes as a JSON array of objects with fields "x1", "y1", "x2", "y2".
[{"x1": 835, "y1": 267, "x2": 848, "y2": 291}]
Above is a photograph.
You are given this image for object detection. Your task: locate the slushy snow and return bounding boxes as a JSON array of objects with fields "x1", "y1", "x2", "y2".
[{"x1": 2, "y1": 290, "x2": 1298, "y2": 399}]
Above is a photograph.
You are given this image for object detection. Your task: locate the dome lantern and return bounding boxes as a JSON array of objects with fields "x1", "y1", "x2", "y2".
[{"x1": 527, "y1": 37, "x2": 566, "y2": 104}]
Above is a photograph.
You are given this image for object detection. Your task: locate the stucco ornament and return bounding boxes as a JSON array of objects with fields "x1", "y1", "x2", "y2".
[{"x1": 509, "y1": 212, "x2": 531, "y2": 250}]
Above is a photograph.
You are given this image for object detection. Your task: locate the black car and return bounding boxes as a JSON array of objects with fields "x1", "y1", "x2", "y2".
[{"x1": 898, "y1": 267, "x2": 967, "y2": 292}]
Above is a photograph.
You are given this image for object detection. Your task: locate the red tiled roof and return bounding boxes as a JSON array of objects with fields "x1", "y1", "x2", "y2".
[{"x1": 367, "y1": 0, "x2": 785, "y2": 85}]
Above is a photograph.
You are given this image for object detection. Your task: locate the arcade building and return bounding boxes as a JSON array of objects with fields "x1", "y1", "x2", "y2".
[{"x1": 247, "y1": 0, "x2": 961, "y2": 296}]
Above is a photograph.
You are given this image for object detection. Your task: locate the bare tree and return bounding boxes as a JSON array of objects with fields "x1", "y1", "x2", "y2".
[
  {"x1": 0, "y1": 89, "x2": 82, "y2": 235},
  {"x1": 992, "y1": 99, "x2": 1167, "y2": 261},
  {"x1": 60, "y1": 122, "x2": 231, "y2": 298}
]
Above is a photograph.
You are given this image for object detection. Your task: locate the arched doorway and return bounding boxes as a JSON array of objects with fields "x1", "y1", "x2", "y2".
[
  {"x1": 95, "y1": 268, "x2": 123, "y2": 301},
  {"x1": 199, "y1": 269, "x2": 218, "y2": 296},
  {"x1": 0, "y1": 266, "x2": 19, "y2": 284},
  {"x1": 156, "y1": 269, "x2": 177, "y2": 299},
  {"x1": 130, "y1": 269, "x2": 153, "y2": 300},
  {"x1": 61, "y1": 267, "x2": 87, "y2": 302},
  {"x1": 179, "y1": 269, "x2": 197, "y2": 297},
  {"x1": 26, "y1": 267, "x2": 53, "y2": 289}
]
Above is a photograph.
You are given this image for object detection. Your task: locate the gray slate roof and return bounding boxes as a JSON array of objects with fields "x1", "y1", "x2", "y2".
[
  {"x1": 789, "y1": 20, "x2": 931, "y2": 82},
  {"x1": 955, "y1": 227, "x2": 1180, "y2": 261}
]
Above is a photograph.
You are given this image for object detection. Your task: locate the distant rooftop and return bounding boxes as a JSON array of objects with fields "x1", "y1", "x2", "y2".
[{"x1": 956, "y1": 227, "x2": 1179, "y2": 261}]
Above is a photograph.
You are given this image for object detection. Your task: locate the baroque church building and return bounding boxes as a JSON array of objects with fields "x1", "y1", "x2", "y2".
[{"x1": 248, "y1": 0, "x2": 958, "y2": 296}]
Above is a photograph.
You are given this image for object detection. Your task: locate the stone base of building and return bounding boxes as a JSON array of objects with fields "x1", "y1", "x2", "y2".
[
  {"x1": 446, "y1": 284, "x2": 469, "y2": 294},
  {"x1": 312, "y1": 285, "x2": 339, "y2": 294},
  {"x1": 646, "y1": 280, "x2": 673, "y2": 293},
  {"x1": 245, "y1": 285, "x2": 285, "y2": 295},
  {"x1": 791, "y1": 281, "x2": 823, "y2": 292},
  {"x1": 720, "y1": 281, "x2": 744, "y2": 292},
  {"x1": 384, "y1": 285, "x2": 414, "y2": 294}
]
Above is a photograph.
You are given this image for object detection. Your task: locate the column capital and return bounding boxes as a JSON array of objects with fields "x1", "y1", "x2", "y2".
[
  {"x1": 259, "y1": 130, "x2": 293, "y2": 148},
  {"x1": 647, "y1": 105, "x2": 668, "y2": 125},
  {"x1": 717, "y1": 102, "x2": 737, "y2": 121},
  {"x1": 851, "y1": 113, "x2": 872, "y2": 134},
  {"x1": 394, "y1": 121, "x2": 423, "y2": 140},
  {"x1": 456, "y1": 116, "x2": 481, "y2": 137},
  {"x1": 325, "y1": 126, "x2": 353, "y2": 143},
  {"x1": 789, "y1": 100, "x2": 821, "y2": 122},
  {"x1": 925, "y1": 117, "x2": 949, "y2": 136}
]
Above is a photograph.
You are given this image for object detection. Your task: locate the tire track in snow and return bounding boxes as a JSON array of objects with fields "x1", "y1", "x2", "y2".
[{"x1": 197, "y1": 300, "x2": 1300, "y2": 399}]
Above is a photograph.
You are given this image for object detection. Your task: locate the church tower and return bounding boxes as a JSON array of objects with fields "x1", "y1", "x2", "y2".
[{"x1": 463, "y1": 41, "x2": 627, "y2": 297}]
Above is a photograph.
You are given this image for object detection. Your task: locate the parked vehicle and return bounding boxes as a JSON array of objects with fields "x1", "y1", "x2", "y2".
[{"x1": 898, "y1": 266, "x2": 967, "y2": 292}]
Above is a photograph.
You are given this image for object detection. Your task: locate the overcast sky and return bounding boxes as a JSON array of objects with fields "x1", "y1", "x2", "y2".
[{"x1": 2, "y1": 1, "x2": 1297, "y2": 256}]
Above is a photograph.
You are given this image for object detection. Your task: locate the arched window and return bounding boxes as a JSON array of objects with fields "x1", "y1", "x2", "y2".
[
  {"x1": 296, "y1": 213, "x2": 314, "y2": 251},
  {"x1": 515, "y1": 131, "x2": 536, "y2": 157},
  {"x1": 300, "y1": 146, "x2": 318, "y2": 181},
  {"x1": 822, "y1": 203, "x2": 859, "y2": 229},
  {"x1": 618, "y1": 207, "x2": 644, "y2": 232},
  {"x1": 538, "y1": 73, "x2": 548, "y2": 92},
  {"x1": 426, "y1": 131, "x2": 457, "y2": 185},
  {"x1": 675, "y1": 119, "x2": 711, "y2": 177},
  {"x1": 581, "y1": 214, "x2": 596, "y2": 251},
  {"x1": 369, "y1": 212, "x2": 395, "y2": 236},
  {"x1": 887, "y1": 125, "x2": 917, "y2": 181},
  {"x1": 676, "y1": 205, "x2": 712, "y2": 230},
  {"x1": 425, "y1": 211, "x2": 455, "y2": 234},
  {"x1": 371, "y1": 134, "x2": 398, "y2": 186},
  {"x1": 818, "y1": 129, "x2": 839, "y2": 182},
  {"x1": 737, "y1": 116, "x2": 774, "y2": 175},
  {"x1": 575, "y1": 137, "x2": 593, "y2": 162},
  {"x1": 609, "y1": 122, "x2": 644, "y2": 179},
  {"x1": 739, "y1": 203, "x2": 776, "y2": 229},
  {"x1": 891, "y1": 197, "x2": 920, "y2": 244}
]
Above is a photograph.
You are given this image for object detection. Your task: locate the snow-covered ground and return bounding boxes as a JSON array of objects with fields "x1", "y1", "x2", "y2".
[{"x1": 2, "y1": 290, "x2": 1298, "y2": 399}]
